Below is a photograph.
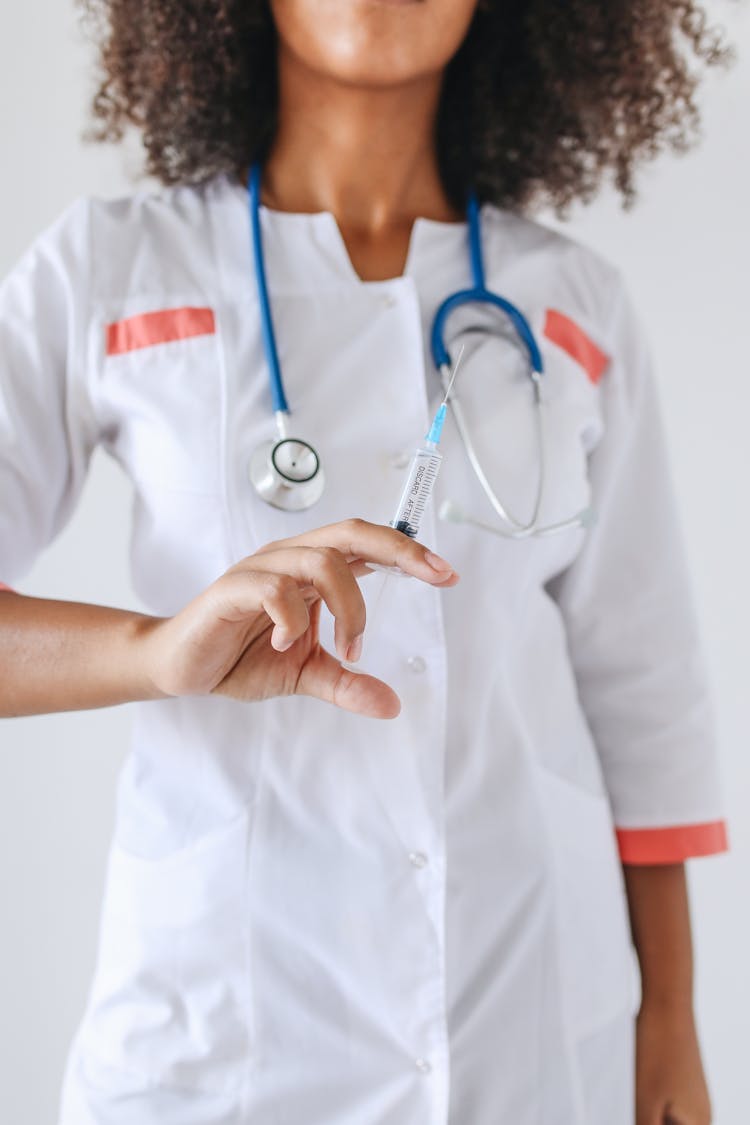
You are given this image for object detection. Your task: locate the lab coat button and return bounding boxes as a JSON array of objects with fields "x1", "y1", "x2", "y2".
[
  {"x1": 407, "y1": 655, "x2": 426, "y2": 674},
  {"x1": 390, "y1": 450, "x2": 411, "y2": 470},
  {"x1": 415, "y1": 1057, "x2": 432, "y2": 1075},
  {"x1": 383, "y1": 292, "x2": 397, "y2": 309},
  {"x1": 409, "y1": 851, "x2": 428, "y2": 869}
]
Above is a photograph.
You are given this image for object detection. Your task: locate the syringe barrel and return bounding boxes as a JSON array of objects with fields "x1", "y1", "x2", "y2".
[{"x1": 389, "y1": 445, "x2": 443, "y2": 538}]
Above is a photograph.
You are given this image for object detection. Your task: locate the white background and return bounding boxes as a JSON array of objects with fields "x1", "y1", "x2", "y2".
[{"x1": 0, "y1": 2, "x2": 747, "y2": 1121}]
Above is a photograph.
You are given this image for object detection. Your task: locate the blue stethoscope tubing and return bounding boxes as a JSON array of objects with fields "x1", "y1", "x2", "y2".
[
  {"x1": 427, "y1": 191, "x2": 555, "y2": 537},
  {"x1": 430, "y1": 192, "x2": 543, "y2": 377},
  {"x1": 247, "y1": 163, "x2": 591, "y2": 535},
  {"x1": 249, "y1": 163, "x2": 289, "y2": 415}
]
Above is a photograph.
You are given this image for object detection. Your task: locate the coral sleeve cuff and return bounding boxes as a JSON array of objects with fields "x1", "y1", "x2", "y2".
[{"x1": 616, "y1": 820, "x2": 729, "y2": 865}]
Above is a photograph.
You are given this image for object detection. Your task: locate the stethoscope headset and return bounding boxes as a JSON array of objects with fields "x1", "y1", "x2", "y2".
[{"x1": 246, "y1": 163, "x2": 594, "y2": 538}]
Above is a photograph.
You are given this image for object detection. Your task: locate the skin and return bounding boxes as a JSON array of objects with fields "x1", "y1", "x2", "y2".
[
  {"x1": 0, "y1": 522, "x2": 458, "y2": 719},
  {"x1": 1, "y1": 1, "x2": 712, "y2": 1119},
  {"x1": 262, "y1": 0, "x2": 477, "y2": 279},
  {"x1": 625, "y1": 864, "x2": 713, "y2": 1125}
]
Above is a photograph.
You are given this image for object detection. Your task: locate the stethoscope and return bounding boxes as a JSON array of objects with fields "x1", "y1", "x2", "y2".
[{"x1": 247, "y1": 162, "x2": 593, "y2": 537}]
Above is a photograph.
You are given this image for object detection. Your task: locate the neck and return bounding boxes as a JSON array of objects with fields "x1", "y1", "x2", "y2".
[{"x1": 260, "y1": 43, "x2": 461, "y2": 235}]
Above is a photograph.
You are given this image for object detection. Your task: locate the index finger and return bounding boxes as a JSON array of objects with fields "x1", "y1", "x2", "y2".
[{"x1": 256, "y1": 518, "x2": 459, "y2": 586}]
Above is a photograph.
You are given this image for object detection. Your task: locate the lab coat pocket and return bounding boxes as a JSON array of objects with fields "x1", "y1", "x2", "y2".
[
  {"x1": 79, "y1": 814, "x2": 253, "y2": 1095},
  {"x1": 99, "y1": 322, "x2": 224, "y2": 496},
  {"x1": 537, "y1": 769, "x2": 637, "y2": 1040}
]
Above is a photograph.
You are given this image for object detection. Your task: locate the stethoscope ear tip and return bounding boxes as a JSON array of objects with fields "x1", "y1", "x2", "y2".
[
  {"x1": 439, "y1": 498, "x2": 597, "y2": 537},
  {"x1": 438, "y1": 499, "x2": 466, "y2": 524}
]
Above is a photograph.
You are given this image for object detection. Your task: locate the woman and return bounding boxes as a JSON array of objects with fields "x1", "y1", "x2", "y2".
[{"x1": 0, "y1": 1, "x2": 730, "y2": 1122}]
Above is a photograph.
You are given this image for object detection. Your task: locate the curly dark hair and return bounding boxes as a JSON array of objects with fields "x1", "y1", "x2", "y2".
[{"x1": 79, "y1": 0, "x2": 731, "y2": 212}]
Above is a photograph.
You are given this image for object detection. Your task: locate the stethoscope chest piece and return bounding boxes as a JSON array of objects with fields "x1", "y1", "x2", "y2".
[{"x1": 248, "y1": 436, "x2": 325, "y2": 511}]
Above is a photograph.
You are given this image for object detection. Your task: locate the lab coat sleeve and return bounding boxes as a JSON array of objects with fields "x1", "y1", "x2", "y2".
[
  {"x1": 546, "y1": 275, "x2": 728, "y2": 865},
  {"x1": 0, "y1": 201, "x2": 97, "y2": 586}
]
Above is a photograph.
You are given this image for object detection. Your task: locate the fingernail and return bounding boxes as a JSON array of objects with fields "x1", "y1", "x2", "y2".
[
  {"x1": 346, "y1": 634, "x2": 363, "y2": 663},
  {"x1": 434, "y1": 569, "x2": 459, "y2": 584},
  {"x1": 424, "y1": 550, "x2": 454, "y2": 574}
]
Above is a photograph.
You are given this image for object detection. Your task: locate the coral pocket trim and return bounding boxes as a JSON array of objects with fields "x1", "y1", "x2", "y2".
[
  {"x1": 543, "y1": 309, "x2": 609, "y2": 385},
  {"x1": 106, "y1": 307, "x2": 216, "y2": 356}
]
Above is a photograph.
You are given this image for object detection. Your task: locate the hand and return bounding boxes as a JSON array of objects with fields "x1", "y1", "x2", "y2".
[
  {"x1": 137, "y1": 518, "x2": 458, "y2": 718},
  {"x1": 636, "y1": 1000, "x2": 712, "y2": 1125}
]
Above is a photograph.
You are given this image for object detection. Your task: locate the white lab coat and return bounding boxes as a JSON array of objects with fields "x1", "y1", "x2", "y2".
[{"x1": 0, "y1": 175, "x2": 727, "y2": 1124}]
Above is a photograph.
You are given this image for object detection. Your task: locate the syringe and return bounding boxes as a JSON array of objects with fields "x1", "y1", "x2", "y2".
[
  {"x1": 389, "y1": 421, "x2": 445, "y2": 539},
  {"x1": 342, "y1": 350, "x2": 467, "y2": 664},
  {"x1": 363, "y1": 351, "x2": 463, "y2": 585},
  {"x1": 360, "y1": 349, "x2": 463, "y2": 591},
  {"x1": 389, "y1": 347, "x2": 463, "y2": 540}
]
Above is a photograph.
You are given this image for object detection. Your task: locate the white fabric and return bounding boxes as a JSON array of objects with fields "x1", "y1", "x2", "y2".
[{"x1": 0, "y1": 176, "x2": 723, "y2": 1123}]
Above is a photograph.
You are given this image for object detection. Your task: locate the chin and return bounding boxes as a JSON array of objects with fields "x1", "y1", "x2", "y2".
[{"x1": 271, "y1": 0, "x2": 478, "y2": 88}]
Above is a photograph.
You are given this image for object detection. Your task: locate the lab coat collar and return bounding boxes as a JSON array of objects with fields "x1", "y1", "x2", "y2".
[{"x1": 215, "y1": 174, "x2": 473, "y2": 294}]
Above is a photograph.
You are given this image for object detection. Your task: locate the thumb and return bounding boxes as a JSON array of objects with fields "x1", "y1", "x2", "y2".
[{"x1": 296, "y1": 646, "x2": 401, "y2": 719}]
